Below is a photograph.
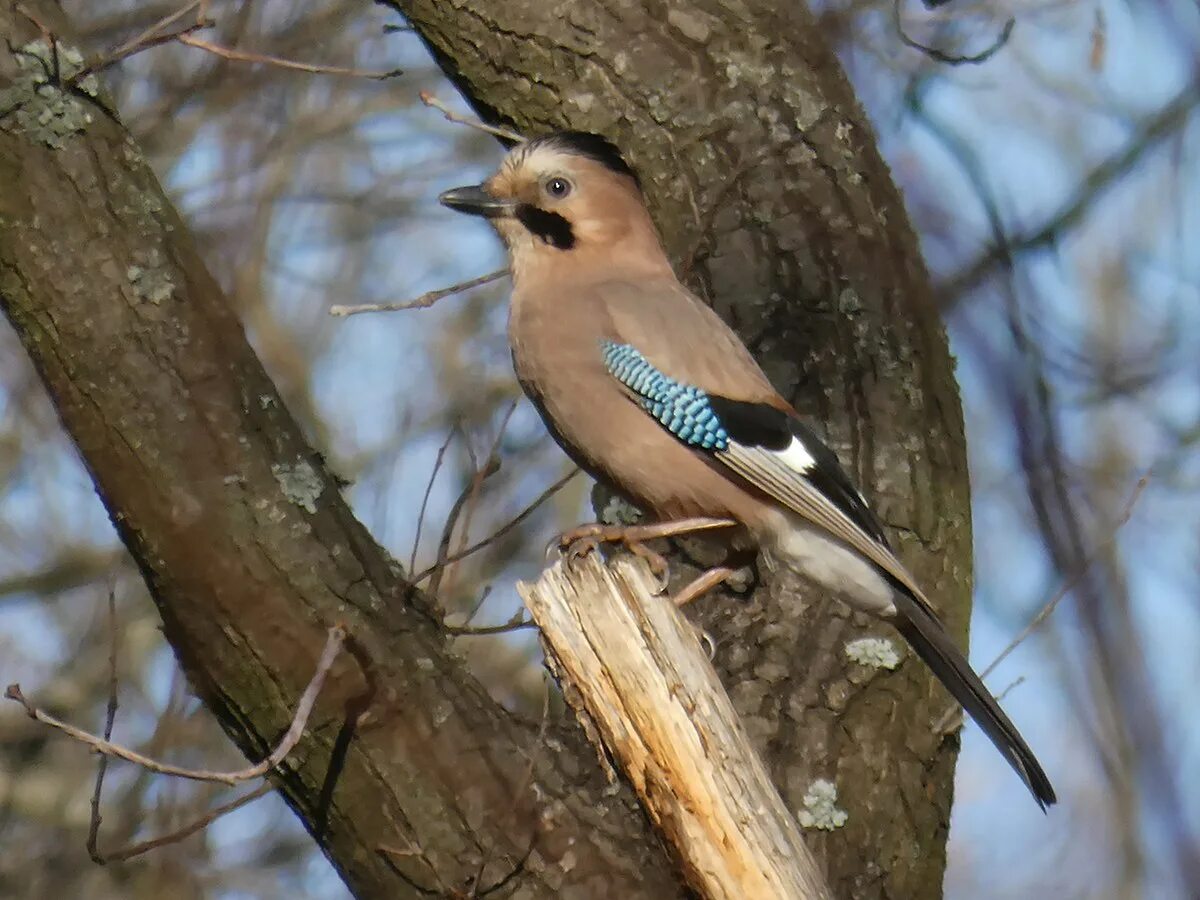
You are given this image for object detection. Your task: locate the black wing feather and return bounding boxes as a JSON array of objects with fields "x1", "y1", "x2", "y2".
[{"x1": 707, "y1": 396, "x2": 889, "y2": 545}]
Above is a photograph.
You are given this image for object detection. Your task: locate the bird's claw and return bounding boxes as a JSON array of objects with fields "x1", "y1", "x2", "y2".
[
  {"x1": 691, "y1": 624, "x2": 717, "y2": 660},
  {"x1": 550, "y1": 524, "x2": 673, "y2": 589},
  {"x1": 545, "y1": 531, "x2": 599, "y2": 565},
  {"x1": 565, "y1": 535, "x2": 600, "y2": 569},
  {"x1": 623, "y1": 541, "x2": 670, "y2": 593}
]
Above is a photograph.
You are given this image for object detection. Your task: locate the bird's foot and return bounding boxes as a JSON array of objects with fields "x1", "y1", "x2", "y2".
[
  {"x1": 554, "y1": 523, "x2": 671, "y2": 592},
  {"x1": 671, "y1": 565, "x2": 737, "y2": 608},
  {"x1": 551, "y1": 517, "x2": 738, "y2": 594}
]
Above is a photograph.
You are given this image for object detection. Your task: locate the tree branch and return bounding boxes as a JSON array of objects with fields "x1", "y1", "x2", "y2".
[{"x1": 6, "y1": 625, "x2": 347, "y2": 786}]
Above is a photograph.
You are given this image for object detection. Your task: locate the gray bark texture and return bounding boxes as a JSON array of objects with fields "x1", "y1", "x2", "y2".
[{"x1": 0, "y1": 0, "x2": 972, "y2": 897}]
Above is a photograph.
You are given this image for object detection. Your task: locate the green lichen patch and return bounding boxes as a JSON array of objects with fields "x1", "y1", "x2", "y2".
[
  {"x1": 126, "y1": 249, "x2": 175, "y2": 304},
  {"x1": 0, "y1": 40, "x2": 99, "y2": 149},
  {"x1": 272, "y1": 460, "x2": 324, "y2": 514},
  {"x1": 844, "y1": 636, "x2": 901, "y2": 670},
  {"x1": 599, "y1": 493, "x2": 642, "y2": 527},
  {"x1": 797, "y1": 778, "x2": 848, "y2": 830}
]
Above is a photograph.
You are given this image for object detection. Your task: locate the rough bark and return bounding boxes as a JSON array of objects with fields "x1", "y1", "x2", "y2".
[
  {"x1": 388, "y1": 0, "x2": 973, "y2": 896},
  {"x1": 0, "y1": 4, "x2": 687, "y2": 898}
]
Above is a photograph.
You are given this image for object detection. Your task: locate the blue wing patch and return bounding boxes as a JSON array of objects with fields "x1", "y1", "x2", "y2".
[
  {"x1": 600, "y1": 341, "x2": 729, "y2": 450},
  {"x1": 600, "y1": 341, "x2": 890, "y2": 546}
]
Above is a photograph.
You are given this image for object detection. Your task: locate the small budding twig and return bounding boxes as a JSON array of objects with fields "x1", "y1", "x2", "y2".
[
  {"x1": 428, "y1": 455, "x2": 503, "y2": 601},
  {"x1": 177, "y1": 33, "x2": 403, "y2": 80},
  {"x1": 74, "y1": 0, "x2": 213, "y2": 80},
  {"x1": 72, "y1": 1, "x2": 401, "y2": 83},
  {"x1": 329, "y1": 269, "x2": 509, "y2": 317},
  {"x1": 6, "y1": 625, "x2": 348, "y2": 786},
  {"x1": 410, "y1": 429, "x2": 457, "y2": 575},
  {"x1": 419, "y1": 91, "x2": 526, "y2": 142},
  {"x1": 446, "y1": 403, "x2": 520, "y2": 587},
  {"x1": 443, "y1": 607, "x2": 537, "y2": 637}
]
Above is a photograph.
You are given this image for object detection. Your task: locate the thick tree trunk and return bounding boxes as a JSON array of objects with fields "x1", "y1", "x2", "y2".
[
  {"x1": 2, "y1": 0, "x2": 971, "y2": 894},
  {"x1": 0, "y1": 3, "x2": 685, "y2": 898},
  {"x1": 389, "y1": 0, "x2": 973, "y2": 896}
]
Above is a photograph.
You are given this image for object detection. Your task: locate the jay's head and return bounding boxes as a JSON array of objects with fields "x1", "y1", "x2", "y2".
[{"x1": 440, "y1": 131, "x2": 667, "y2": 278}]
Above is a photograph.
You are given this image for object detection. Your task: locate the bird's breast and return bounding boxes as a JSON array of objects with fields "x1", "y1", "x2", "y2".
[{"x1": 506, "y1": 291, "x2": 761, "y2": 523}]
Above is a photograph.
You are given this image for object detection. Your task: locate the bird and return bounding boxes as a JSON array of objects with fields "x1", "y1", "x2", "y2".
[{"x1": 439, "y1": 130, "x2": 1056, "y2": 810}]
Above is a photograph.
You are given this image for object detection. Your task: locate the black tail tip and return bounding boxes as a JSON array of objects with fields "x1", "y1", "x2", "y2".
[
  {"x1": 1035, "y1": 785, "x2": 1057, "y2": 813},
  {"x1": 1019, "y1": 761, "x2": 1057, "y2": 812}
]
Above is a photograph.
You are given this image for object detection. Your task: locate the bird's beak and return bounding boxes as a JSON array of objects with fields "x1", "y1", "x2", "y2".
[{"x1": 438, "y1": 184, "x2": 517, "y2": 218}]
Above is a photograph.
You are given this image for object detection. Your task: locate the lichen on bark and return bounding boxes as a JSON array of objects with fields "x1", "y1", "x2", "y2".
[{"x1": 0, "y1": 39, "x2": 98, "y2": 148}]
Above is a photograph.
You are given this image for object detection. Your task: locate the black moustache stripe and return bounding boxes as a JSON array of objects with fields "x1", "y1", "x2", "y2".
[{"x1": 515, "y1": 204, "x2": 576, "y2": 250}]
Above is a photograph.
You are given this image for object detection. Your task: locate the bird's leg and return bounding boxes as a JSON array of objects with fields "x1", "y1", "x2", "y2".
[
  {"x1": 671, "y1": 565, "x2": 737, "y2": 608},
  {"x1": 554, "y1": 516, "x2": 738, "y2": 590}
]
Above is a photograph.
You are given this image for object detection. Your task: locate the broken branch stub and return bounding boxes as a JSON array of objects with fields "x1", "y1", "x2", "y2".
[{"x1": 518, "y1": 556, "x2": 831, "y2": 900}]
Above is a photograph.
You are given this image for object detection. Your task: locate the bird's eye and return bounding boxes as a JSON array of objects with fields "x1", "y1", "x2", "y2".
[{"x1": 545, "y1": 177, "x2": 572, "y2": 199}]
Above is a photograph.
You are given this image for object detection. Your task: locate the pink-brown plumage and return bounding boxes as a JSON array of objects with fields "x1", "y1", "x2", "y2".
[{"x1": 438, "y1": 131, "x2": 1056, "y2": 809}]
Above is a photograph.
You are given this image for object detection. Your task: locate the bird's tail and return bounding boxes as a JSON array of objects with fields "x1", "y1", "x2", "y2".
[{"x1": 891, "y1": 588, "x2": 1057, "y2": 810}]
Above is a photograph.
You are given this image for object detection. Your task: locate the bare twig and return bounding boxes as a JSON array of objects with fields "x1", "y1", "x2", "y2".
[
  {"x1": 329, "y1": 269, "x2": 509, "y2": 317},
  {"x1": 994, "y1": 676, "x2": 1026, "y2": 705},
  {"x1": 86, "y1": 588, "x2": 121, "y2": 864},
  {"x1": 6, "y1": 625, "x2": 347, "y2": 786},
  {"x1": 410, "y1": 430, "x2": 456, "y2": 576},
  {"x1": 934, "y1": 476, "x2": 1149, "y2": 734},
  {"x1": 419, "y1": 91, "x2": 526, "y2": 142},
  {"x1": 893, "y1": 0, "x2": 1014, "y2": 66},
  {"x1": 428, "y1": 455, "x2": 502, "y2": 600},
  {"x1": 14, "y1": 3, "x2": 54, "y2": 43},
  {"x1": 444, "y1": 607, "x2": 536, "y2": 637},
  {"x1": 176, "y1": 33, "x2": 402, "y2": 79},
  {"x1": 100, "y1": 783, "x2": 272, "y2": 864},
  {"x1": 74, "y1": 1, "x2": 212, "y2": 79},
  {"x1": 414, "y1": 467, "x2": 581, "y2": 583},
  {"x1": 445, "y1": 585, "x2": 494, "y2": 631},
  {"x1": 1089, "y1": 7, "x2": 1108, "y2": 71},
  {"x1": 448, "y1": 403, "x2": 519, "y2": 585},
  {"x1": 981, "y1": 476, "x2": 1148, "y2": 681}
]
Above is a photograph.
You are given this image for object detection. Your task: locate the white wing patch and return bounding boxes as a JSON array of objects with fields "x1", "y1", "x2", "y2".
[{"x1": 775, "y1": 436, "x2": 815, "y2": 473}]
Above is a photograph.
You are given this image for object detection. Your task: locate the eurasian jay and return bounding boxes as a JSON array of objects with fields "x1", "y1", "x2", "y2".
[{"x1": 440, "y1": 131, "x2": 1056, "y2": 809}]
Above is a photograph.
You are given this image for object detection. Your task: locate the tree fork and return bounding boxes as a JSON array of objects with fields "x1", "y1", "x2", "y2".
[{"x1": 390, "y1": 0, "x2": 973, "y2": 895}]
